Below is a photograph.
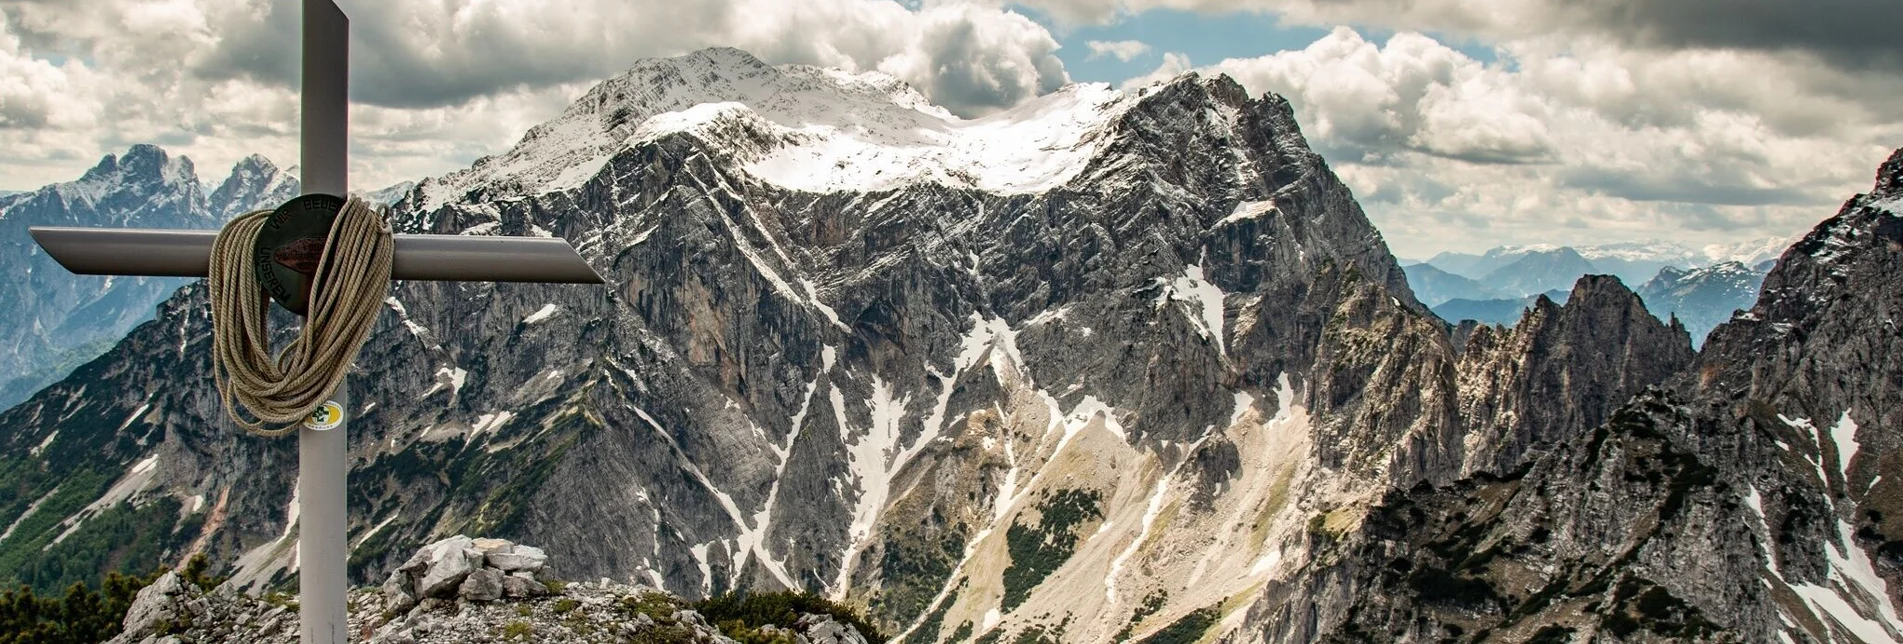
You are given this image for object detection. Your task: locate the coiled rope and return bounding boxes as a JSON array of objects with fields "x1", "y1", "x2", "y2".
[{"x1": 209, "y1": 197, "x2": 393, "y2": 436}]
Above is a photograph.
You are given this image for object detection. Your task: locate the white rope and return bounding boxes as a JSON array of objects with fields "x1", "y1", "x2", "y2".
[{"x1": 208, "y1": 197, "x2": 393, "y2": 437}]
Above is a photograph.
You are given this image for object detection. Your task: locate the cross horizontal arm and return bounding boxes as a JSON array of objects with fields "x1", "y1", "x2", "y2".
[{"x1": 29, "y1": 227, "x2": 604, "y2": 284}]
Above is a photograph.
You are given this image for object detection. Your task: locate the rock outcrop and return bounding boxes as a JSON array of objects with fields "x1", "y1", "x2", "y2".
[
  {"x1": 1455, "y1": 275, "x2": 1696, "y2": 475},
  {"x1": 107, "y1": 537, "x2": 872, "y2": 644},
  {"x1": 1289, "y1": 148, "x2": 1903, "y2": 643}
]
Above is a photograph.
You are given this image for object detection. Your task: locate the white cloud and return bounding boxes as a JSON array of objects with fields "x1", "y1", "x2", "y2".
[
  {"x1": 1119, "y1": 51, "x2": 1192, "y2": 90},
  {"x1": 1126, "y1": 27, "x2": 1903, "y2": 256},
  {"x1": 0, "y1": 0, "x2": 1069, "y2": 190},
  {"x1": 1085, "y1": 39, "x2": 1151, "y2": 62}
]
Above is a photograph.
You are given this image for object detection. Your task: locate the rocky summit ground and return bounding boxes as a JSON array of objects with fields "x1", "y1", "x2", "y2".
[{"x1": 105, "y1": 537, "x2": 872, "y2": 644}]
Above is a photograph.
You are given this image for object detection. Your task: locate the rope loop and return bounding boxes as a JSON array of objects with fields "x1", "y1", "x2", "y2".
[{"x1": 209, "y1": 196, "x2": 393, "y2": 436}]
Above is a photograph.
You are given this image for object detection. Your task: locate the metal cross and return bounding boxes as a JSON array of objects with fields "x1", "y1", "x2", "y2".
[{"x1": 26, "y1": 3, "x2": 601, "y2": 642}]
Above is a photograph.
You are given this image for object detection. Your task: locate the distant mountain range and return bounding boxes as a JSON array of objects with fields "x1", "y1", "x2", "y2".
[
  {"x1": 1406, "y1": 238, "x2": 1784, "y2": 344},
  {"x1": 1416, "y1": 238, "x2": 1788, "y2": 288},
  {"x1": 1636, "y1": 261, "x2": 1765, "y2": 347}
]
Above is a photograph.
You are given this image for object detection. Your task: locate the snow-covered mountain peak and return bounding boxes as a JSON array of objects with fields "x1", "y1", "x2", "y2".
[
  {"x1": 415, "y1": 48, "x2": 1146, "y2": 209},
  {"x1": 742, "y1": 81, "x2": 1130, "y2": 194},
  {"x1": 209, "y1": 154, "x2": 298, "y2": 220},
  {"x1": 64, "y1": 144, "x2": 197, "y2": 204},
  {"x1": 0, "y1": 145, "x2": 205, "y2": 226},
  {"x1": 1700, "y1": 236, "x2": 1796, "y2": 265}
]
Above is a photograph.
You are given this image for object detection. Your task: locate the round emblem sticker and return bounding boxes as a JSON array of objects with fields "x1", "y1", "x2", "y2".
[{"x1": 304, "y1": 400, "x2": 345, "y2": 431}]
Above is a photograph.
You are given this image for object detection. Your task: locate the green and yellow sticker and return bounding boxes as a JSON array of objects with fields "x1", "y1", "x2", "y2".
[{"x1": 304, "y1": 400, "x2": 344, "y2": 431}]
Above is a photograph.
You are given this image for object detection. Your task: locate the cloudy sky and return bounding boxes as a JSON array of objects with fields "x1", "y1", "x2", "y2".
[{"x1": 2, "y1": 0, "x2": 1898, "y2": 257}]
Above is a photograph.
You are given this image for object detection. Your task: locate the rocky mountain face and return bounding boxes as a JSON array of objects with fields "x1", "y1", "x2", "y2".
[
  {"x1": 0, "y1": 146, "x2": 296, "y2": 410},
  {"x1": 1638, "y1": 261, "x2": 1768, "y2": 348},
  {"x1": 0, "y1": 47, "x2": 1890, "y2": 644},
  {"x1": 208, "y1": 154, "x2": 300, "y2": 221},
  {"x1": 1304, "y1": 149, "x2": 1903, "y2": 643},
  {"x1": 1451, "y1": 276, "x2": 1694, "y2": 476}
]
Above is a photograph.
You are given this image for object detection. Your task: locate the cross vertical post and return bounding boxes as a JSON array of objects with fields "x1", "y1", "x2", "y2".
[
  {"x1": 23, "y1": 4, "x2": 603, "y2": 644},
  {"x1": 299, "y1": 2, "x2": 349, "y2": 643}
]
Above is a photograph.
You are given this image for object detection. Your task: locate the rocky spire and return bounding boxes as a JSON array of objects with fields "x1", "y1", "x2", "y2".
[{"x1": 1456, "y1": 274, "x2": 1694, "y2": 474}]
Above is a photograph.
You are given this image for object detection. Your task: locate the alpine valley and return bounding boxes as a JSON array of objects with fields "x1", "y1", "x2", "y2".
[{"x1": 0, "y1": 48, "x2": 1899, "y2": 643}]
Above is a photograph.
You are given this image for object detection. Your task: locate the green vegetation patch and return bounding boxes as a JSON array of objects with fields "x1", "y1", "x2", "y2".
[
  {"x1": 870, "y1": 526, "x2": 965, "y2": 628},
  {"x1": 1000, "y1": 489, "x2": 1102, "y2": 611},
  {"x1": 0, "y1": 561, "x2": 166, "y2": 644},
  {"x1": 1135, "y1": 605, "x2": 1220, "y2": 644},
  {"x1": 1, "y1": 494, "x2": 192, "y2": 594},
  {"x1": 694, "y1": 590, "x2": 888, "y2": 643}
]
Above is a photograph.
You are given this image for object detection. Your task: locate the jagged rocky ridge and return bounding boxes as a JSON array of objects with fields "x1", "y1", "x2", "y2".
[
  {"x1": 1304, "y1": 150, "x2": 1903, "y2": 643},
  {"x1": 0, "y1": 47, "x2": 1889, "y2": 643}
]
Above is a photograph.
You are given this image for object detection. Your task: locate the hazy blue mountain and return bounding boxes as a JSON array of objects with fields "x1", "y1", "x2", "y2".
[
  {"x1": 1478, "y1": 247, "x2": 1599, "y2": 296},
  {"x1": 1431, "y1": 288, "x2": 1571, "y2": 326},
  {"x1": 1422, "y1": 239, "x2": 1789, "y2": 295},
  {"x1": 1431, "y1": 297, "x2": 1530, "y2": 326},
  {"x1": 1403, "y1": 262, "x2": 1508, "y2": 306}
]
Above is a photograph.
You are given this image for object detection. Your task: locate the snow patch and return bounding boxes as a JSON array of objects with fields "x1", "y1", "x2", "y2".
[
  {"x1": 423, "y1": 367, "x2": 468, "y2": 400},
  {"x1": 117, "y1": 403, "x2": 152, "y2": 431},
  {"x1": 1829, "y1": 411, "x2": 1860, "y2": 480},
  {"x1": 832, "y1": 373, "x2": 949, "y2": 596},
  {"x1": 1154, "y1": 264, "x2": 1227, "y2": 355},
  {"x1": 630, "y1": 404, "x2": 797, "y2": 590},
  {"x1": 352, "y1": 514, "x2": 397, "y2": 550},
  {"x1": 544, "y1": 154, "x2": 612, "y2": 193},
  {"x1": 1219, "y1": 199, "x2": 1276, "y2": 226},
  {"x1": 1230, "y1": 391, "x2": 1256, "y2": 428},
  {"x1": 745, "y1": 83, "x2": 1131, "y2": 195},
  {"x1": 690, "y1": 543, "x2": 714, "y2": 595},
  {"x1": 30, "y1": 430, "x2": 59, "y2": 457},
  {"x1": 1105, "y1": 473, "x2": 1175, "y2": 603},
  {"x1": 471, "y1": 411, "x2": 516, "y2": 438},
  {"x1": 523, "y1": 304, "x2": 559, "y2": 324},
  {"x1": 0, "y1": 485, "x2": 59, "y2": 543}
]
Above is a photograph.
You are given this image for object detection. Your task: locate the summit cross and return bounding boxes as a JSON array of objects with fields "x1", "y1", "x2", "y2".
[{"x1": 26, "y1": 2, "x2": 603, "y2": 643}]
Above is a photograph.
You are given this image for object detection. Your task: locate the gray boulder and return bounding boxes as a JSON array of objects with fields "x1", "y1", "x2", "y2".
[
  {"x1": 414, "y1": 537, "x2": 483, "y2": 598},
  {"x1": 110, "y1": 571, "x2": 187, "y2": 644},
  {"x1": 457, "y1": 568, "x2": 504, "y2": 602},
  {"x1": 484, "y1": 544, "x2": 548, "y2": 573},
  {"x1": 501, "y1": 572, "x2": 546, "y2": 599}
]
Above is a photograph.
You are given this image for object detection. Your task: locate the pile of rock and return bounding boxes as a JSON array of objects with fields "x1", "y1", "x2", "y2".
[
  {"x1": 105, "y1": 536, "x2": 873, "y2": 644},
  {"x1": 105, "y1": 571, "x2": 301, "y2": 644},
  {"x1": 379, "y1": 535, "x2": 550, "y2": 612}
]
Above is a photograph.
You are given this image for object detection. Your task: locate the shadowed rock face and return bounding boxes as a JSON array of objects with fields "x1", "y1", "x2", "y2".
[
  {"x1": 1304, "y1": 149, "x2": 1903, "y2": 644},
  {"x1": 0, "y1": 48, "x2": 1893, "y2": 644},
  {"x1": 1456, "y1": 275, "x2": 1695, "y2": 475}
]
